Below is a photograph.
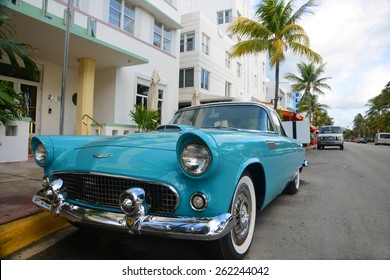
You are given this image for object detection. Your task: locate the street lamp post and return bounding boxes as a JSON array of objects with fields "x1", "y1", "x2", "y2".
[{"x1": 59, "y1": 0, "x2": 74, "y2": 135}]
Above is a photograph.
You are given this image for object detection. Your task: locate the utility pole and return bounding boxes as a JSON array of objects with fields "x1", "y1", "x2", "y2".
[{"x1": 59, "y1": 0, "x2": 74, "y2": 135}]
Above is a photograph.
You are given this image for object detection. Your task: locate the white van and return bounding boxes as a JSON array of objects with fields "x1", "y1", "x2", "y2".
[
  {"x1": 374, "y1": 132, "x2": 390, "y2": 145},
  {"x1": 317, "y1": 125, "x2": 344, "y2": 150}
]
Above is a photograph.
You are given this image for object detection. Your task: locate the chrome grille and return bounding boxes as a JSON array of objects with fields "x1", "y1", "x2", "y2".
[
  {"x1": 54, "y1": 173, "x2": 178, "y2": 214},
  {"x1": 324, "y1": 136, "x2": 335, "y2": 141}
]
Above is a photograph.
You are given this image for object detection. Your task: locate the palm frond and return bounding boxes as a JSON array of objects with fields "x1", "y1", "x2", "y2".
[{"x1": 0, "y1": 10, "x2": 39, "y2": 81}]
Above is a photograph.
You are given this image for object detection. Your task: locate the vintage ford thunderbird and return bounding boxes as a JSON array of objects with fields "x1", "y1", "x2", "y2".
[{"x1": 32, "y1": 102, "x2": 307, "y2": 259}]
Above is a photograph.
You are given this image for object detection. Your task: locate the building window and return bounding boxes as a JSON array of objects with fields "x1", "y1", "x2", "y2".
[
  {"x1": 180, "y1": 32, "x2": 195, "y2": 52},
  {"x1": 136, "y1": 84, "x2": 163, "y2": 118},
  {"x1": 154, "y1": 21, "x2": 172, "y2": 52},
  {"x1": 201, "y1": 33, "x2": 210, "y2": 55},
  {"x1": 217, "y1": 9, "x2": 232, "y2": 24},
  {"x1": 237, "y1": 62, "x2": 242, "y2": 77},
  {"x1": 201, "y1": 69, "x2": 209, "y2": 90},
  {"x1": 225, "y1": 52, "x2": 231, "y2": 69},
  {"x1": 5, "y1": 125, "x2": 17, "y2": 136},
  {"x1": 88, "y1": 17, "x2": 97, "y2": 37},
  {"x1": 109, "y1": 0, "x2": 135, "y2": 34},
  {"x1": 179, "y1": 68, "x2": 194, "y2": 88},
  {"x1": 225, "y1": 81, "x2": 232, "y2": 97},
  {"x1": 136, "y1": 84, "x2": 149, "y2": 108}
]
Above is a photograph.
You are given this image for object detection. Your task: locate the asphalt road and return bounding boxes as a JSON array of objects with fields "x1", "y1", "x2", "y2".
[
  {"x1": 249, "y1": 142, "x2": 390, "y2": 260},
  {"x1": 24, "y1": 142, "x2": 390, "y2": 260}
]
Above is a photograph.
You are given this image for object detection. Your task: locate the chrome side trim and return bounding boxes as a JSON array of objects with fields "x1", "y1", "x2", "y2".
[{"x1": 32, "y1": 189, "x2": 233, "y2": 241}]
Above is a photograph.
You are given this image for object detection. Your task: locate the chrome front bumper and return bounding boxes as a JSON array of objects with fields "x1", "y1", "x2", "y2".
[{"x1": 32, "y1": 189, "x2": 233, "y2": 241}]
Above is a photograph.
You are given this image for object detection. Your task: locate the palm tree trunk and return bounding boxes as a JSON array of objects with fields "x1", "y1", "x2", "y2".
[{"x1": 274, "y1": 61, "x2": 280, "y2": 110}]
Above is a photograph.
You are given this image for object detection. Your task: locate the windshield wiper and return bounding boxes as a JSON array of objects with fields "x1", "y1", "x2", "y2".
[{"x1": 201, "y1": 126, "x2": 240, "y2": 131}]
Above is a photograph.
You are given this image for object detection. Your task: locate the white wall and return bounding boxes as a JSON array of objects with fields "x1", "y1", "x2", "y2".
[
  {"x1": 283, "y1": 121, "x2": 310, "y2": 144},
  {"x1": 0, "y1": 120, "x2": 30, "y2": 163},
  {"x1": 39, "y1": 60, "x2": 78, "y2": 135},
  {"x1": 94, "y1": 68, "x2": 117, "y2": 124}
]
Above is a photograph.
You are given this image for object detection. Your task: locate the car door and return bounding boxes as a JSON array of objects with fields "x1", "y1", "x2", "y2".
[{"x1": 268, "y1": 111, "x2": 297, "y2": 191}]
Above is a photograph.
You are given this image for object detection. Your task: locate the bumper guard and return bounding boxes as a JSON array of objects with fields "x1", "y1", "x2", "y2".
[{"x1": 32, "y1": 189, "x2": 233, "y2": 241}]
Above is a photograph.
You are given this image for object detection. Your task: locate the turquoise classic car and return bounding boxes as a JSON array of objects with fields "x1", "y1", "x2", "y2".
[{"x1": 32, "y1": 102, "x2": 307, "y2": 259}]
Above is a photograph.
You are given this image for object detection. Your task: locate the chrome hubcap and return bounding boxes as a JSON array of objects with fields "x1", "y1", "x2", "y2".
[{"x1": 232, "y1": 186, "x2": 251, "y2": 245}]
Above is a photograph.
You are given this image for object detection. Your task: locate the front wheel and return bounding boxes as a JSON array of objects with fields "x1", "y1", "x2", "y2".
[{"x1": 213, "y1": 172, "x2": 256, "y2": 259}]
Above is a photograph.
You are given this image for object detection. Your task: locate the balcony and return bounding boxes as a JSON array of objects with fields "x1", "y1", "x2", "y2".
[{"x1": 4, "y1": 0, "x2": 149, "y2": 69}]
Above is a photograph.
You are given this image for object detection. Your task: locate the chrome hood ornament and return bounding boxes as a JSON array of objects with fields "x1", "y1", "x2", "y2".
[{"x1": 93, "y1": 153, "x2": 111, "y2": 159}]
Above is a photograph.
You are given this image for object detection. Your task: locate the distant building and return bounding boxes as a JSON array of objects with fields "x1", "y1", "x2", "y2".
[
  {"x1": 177, "y1": 0, "x2": 268, "y2": 108},
  {"x1": 1, "y1": 0, "x2": 181, "y2": 136},
  {"x1": 1, "y1": 0, "x2": 267, "y2": 140}
]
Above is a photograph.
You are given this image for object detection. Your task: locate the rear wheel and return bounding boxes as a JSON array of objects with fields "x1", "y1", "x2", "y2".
[
  {"x1": 214, "y1": 172, "x2": 256, "y2": 259},
  {"x1": 283, "y1": 168, "x2": 300, "y2": 195}
]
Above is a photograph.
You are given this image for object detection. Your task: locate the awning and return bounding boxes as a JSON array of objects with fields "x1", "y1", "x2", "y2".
[
  {"x1": 310, "y1": 124, "x2": 318, "y2": 132},
  {"x1": 259, "y1": 101, "x2": 304, "y2": 121},
  {"x1": 281, "y1": 109, "x2": 304, "y2": 121}
]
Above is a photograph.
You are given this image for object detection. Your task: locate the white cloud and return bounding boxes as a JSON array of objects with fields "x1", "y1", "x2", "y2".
[
  {"x1": 250, "y1": 0, "x2": 390, "y2": 128},
  {"x1": 305, "y1": 0, "x2": 390, "y2": 127}
]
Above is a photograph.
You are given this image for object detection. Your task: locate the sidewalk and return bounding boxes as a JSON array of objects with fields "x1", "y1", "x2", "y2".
[{"x1": 0, "y1": 157, "x2": 69, "y2": 258}]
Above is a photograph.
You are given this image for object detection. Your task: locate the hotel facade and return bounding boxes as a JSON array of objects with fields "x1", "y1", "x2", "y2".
[{"x1": 0, "y1": 0, "x2": 268, "y2": 161}]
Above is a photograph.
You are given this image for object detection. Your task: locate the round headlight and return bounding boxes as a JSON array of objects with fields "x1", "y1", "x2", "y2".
[
  {"x1": 180, "y1": 142, "x2": 211, "y2": 175},
  {"x1": 35, "y1": 143, "x2": 47, "y2": 164}
]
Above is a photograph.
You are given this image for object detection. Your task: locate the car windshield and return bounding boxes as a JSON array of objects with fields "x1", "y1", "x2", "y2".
[
  {"x1": 319, "y1": 126, "x2": 342, "y2": 134},
  {"x1": 170, "y1": 105, "x2": 272, "y2": 131},
  {"x1": 379, "y1": 133, "x2": 390, "y2": 139}
]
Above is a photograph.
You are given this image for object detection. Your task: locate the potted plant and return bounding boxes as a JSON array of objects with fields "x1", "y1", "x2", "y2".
[{"x1": 129, "y1": 104, "x2": 159, "y2": 132}]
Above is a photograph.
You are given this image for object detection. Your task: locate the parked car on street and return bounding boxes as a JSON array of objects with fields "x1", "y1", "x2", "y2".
[
  {"x1": 317, "y1": 125, "x2": 344, "y2": 150},
  {"x1": 31, "y1": 102, "x2": 307, "y2": 259},
  {"x1": 358, "y1": 137, "x2": 367, "y2": 144},
  {"x1": 374, "y1": 132, "x2": 390, "y2": 145}
]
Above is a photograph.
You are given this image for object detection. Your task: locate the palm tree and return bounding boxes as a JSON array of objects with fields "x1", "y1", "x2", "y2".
[
  {"x1": 0, "y1": 80, "x2": 28, "y2": 125},
  {"x1": 366, "y1": 81, "x2": 390, "y2": 132},
  {"x1": 228, "y1": 0, "x2": 321, "y2": 110},
  {"x1": 285, "y1": 62, "x2": 331, "y2": 99},
  {"x1": 299, "y1": 94, "x2": 329, "y2": 125},
  {"x1": 285, "y1": 61, "x2": 331, "y2": 122},
  {"x1": 0, "y1": 11, "x2": 39, "y2": 80},
  {"x1": 314, "y1": 109, "x2": 333, "y2": 127},
  {"x1": 353, "y1": 113, "x2": 365, "y2": 136},
  {"x1": 0, "y1": 9, "x2": 39, "y2": 125}
]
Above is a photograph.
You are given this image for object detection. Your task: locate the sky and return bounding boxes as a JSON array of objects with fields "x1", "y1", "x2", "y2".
[{"x1": 249, "y1": 0, "x2": 390, "y2": 129}]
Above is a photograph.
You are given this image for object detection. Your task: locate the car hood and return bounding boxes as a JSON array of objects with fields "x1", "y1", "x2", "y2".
[
  {"x1": 47, "y1": 130, "x2": 183, "y2": 175},
  {"x1": 80, "y1": 130, "x2": 180, "y2": 151},
  {"x1": 44, "y1": 126, "x2": 278, "y2": 178}
]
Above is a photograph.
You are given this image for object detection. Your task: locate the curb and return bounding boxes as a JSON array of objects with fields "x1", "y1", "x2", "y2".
[
  {"x1": 0, "y1": 212, "x2": 69, "y2": 258},
  {"x1": 304, "y1": 145, "x2": 316, "y2": 150}
]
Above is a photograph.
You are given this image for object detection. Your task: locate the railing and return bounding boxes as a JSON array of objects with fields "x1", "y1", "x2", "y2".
[
  {"x1": 28, "y1": 120, "x2": 35, "y2": 155},
  {"x1": 82, "y1": 114, "x2": 103, "y2": 135}
]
